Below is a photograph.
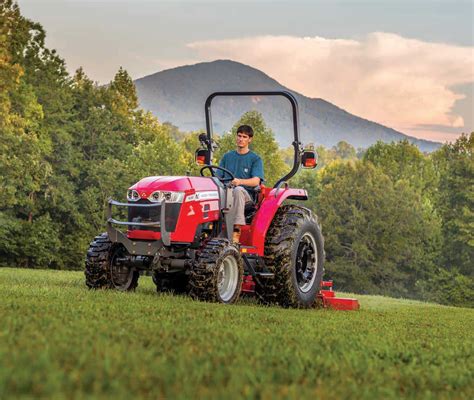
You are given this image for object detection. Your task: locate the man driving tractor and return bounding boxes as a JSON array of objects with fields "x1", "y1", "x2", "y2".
[{"x1": 218, "y1": 125, "x2": 264, "y2": 244}]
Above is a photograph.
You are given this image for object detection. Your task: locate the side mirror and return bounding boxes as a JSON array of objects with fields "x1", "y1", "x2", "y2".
[
  {"x1": 301, "y1": 144, "x2": 317, "y2": 169},
  {"x1": 195, "y1": 149, "x2": 210, "y2": 166}
]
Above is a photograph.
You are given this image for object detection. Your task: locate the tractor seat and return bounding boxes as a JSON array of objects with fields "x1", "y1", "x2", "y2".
[
  {"x1": 246, "y1": 184, "x2": 261, "y2": 203},
  {"x1": 244, "y1": 202, "x2": 257, "y2": 224},
  {"x1": 243, "y1": 185, "x2": 261, "y2": 224}
]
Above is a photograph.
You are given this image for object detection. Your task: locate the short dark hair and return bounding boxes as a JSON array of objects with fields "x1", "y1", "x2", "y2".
[{"x1": 236, "y1": 125, "x2": 254, "y2": 138}]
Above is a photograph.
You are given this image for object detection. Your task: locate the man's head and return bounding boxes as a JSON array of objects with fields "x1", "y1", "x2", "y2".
[{"x1": 236, "y1": 125, "x2": 253, "y2": 151}]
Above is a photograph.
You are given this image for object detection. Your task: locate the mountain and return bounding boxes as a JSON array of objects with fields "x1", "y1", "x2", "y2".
[{"x1": 134, "y1": 60, "x2": 440, "y2": 152}]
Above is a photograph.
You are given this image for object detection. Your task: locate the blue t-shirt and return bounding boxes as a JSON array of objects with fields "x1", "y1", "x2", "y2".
[{"x1": 218, "y1": 151, "x2": 264, "y2": 189}]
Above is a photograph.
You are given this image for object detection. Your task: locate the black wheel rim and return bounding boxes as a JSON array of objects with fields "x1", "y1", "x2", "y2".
[
  {"x1": 110, "y1": 246, "x2": 134, "y2": 290},
  {"x1": 295, "y1": 233, "x2": 317, "y2": 293}
]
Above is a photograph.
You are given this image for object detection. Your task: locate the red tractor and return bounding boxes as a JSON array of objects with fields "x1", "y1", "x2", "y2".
[{"x1": 85, "y1": 91, "x2": 326, "y2": 308}]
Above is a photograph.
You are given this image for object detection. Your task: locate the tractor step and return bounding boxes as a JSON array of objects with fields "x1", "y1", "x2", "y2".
[
  {"x1": 242, "y1": 275, "x2": 255, "y2": 293},
  {"x1": 241, "y1": 273, "x2": 274, "y2": 294}
]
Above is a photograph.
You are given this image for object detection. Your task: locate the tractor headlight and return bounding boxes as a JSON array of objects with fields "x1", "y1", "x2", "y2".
[
  {"x1": 127, "y1": 189, "x2": 140, "y2": 202},
  {"x1": 148, "y1": 191, "x2": 184, "y2": 203}
]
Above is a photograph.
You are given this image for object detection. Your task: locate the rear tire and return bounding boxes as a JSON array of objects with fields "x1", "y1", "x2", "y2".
[
  {"x1": 256, "y1": 205, "x2": 324, "y2": 308},
  {"x1": 189, "y1": 239, "x2": 243, "y2": 304},
  {"x1": 85, "y1": 232, "x2": 139, "y2": 291}
]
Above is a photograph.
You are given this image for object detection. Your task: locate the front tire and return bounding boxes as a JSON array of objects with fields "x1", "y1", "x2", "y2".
[
  {"x1": 189, "y1": 239, "x2": 243, "y2": 304},
  {"x1": 256, "y1": 205, "x2": 324, "y2": 308},
  {"x1": 85, "y1": 233, "x2": 139, "y2": 291}
]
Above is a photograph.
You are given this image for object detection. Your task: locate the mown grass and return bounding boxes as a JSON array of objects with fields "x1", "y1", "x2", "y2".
[{"x1": 0, "y1": 268, "x2": 473, "y2": 399}]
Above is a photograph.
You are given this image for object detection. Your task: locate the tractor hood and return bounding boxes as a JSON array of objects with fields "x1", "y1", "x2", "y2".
[{"x1": 129, "y1": 176, "x2": 218, "y2": 200}]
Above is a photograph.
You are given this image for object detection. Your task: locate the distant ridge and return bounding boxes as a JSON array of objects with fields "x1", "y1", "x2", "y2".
[{"x1": 134, "y1": 60, "x2": 440, "y2": 152}]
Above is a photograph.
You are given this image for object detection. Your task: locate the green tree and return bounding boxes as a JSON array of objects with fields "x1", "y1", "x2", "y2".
[
  {"x1": 364, "y1": 140, "x2": 437, "y2": 194},
  {"x1": 0, "y1": 0, "x2": 58, "y2": 267},
  {"x1": 0, "y1": 0, "x2": 52, "y2": 213},
  {"x1": 432, "y1": 133, "x2": 474, "y2": 276},
  {"x1": 127, "y1": 119, "x2": 189, "y2": 179},
  {"x1": 289, "y1": 168, "x2": 321, "y2": 211},
  {"x1": 109, "y1": 66, "x2": 139, "y2": 111},
  {"x1": 279, "y1": 145, "x2": 294, "y2": 167},
  {"x1": 416, "y1": 267, "x2": 474, "y2": 308},
  {"x1": 317, "y1": 160, "x2": 441, "y2": 296},
  {"x1": 0, "y1": 1, "x2": 191, "y2": 269},
  {"x1": 333, "y1": 141, "x2": 357, "y2": 160},
  {"x1": 314, "y1": 145, "x2": 336, "y2": 167}
]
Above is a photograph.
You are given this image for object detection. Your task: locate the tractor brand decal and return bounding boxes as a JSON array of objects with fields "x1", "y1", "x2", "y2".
[
  {"x1": 201, "y1": 201, "x2": 219, "y2": 212},
  {"x1": 187, "y1": 206, "x2": 195, "y2": 216},
  {"x1": 201, "y1": 200, "x2": 219, "y2": 219},
  {"x1": 141, "y1": 192, "x2": 147, "y2": 198},
  {"x1": 185, "y1": 191, "x2": 219, "y2": 202}
]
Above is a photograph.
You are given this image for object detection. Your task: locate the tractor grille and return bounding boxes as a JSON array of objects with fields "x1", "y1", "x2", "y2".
[{"x1": 128, "y1": 199, "x2": 180, "y2": 232}]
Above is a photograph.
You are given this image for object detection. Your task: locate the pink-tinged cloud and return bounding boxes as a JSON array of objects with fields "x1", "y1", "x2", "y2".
[{"x1": 187, "y1": 33, "x2": 474, "y2": 141}]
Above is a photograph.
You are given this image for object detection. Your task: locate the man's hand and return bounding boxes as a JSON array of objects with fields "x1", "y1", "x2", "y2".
[{"x1": 231, "y1": 177, "x2": 260, "y2": 187}]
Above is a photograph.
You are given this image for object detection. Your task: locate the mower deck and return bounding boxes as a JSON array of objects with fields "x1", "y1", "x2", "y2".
[
  {"x1": 317, "y1": 280, "x2": 360, "y2": 310},
  {"x1": 242, "y1": 277, "x2": 360, "y2": 310}
]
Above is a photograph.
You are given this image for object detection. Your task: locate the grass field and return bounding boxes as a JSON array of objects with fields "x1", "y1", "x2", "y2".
[{"x1": 0, "y1": 268, "x2": 473, "y2": 399}]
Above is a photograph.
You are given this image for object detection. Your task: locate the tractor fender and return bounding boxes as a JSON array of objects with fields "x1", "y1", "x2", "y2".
[{"x1": 250, "y1": 187, "x2": 308, "y2": 256}]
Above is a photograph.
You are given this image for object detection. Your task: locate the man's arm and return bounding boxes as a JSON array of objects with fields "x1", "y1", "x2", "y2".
[{"x1": 231, "y1": 177, "x2": 260, "y2": 187}]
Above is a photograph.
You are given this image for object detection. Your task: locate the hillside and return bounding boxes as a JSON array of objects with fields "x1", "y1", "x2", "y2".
[
  {"x1": 135, "y1": 60, "x2": 440, "y2": 152},
  {"x1": 1, "y1": 268, "x2": 472, "y2": 399}
]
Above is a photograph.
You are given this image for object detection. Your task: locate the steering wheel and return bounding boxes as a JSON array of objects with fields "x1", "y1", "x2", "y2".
[{"x1": 200, "y1": 165, "x2": 235, "y2": 183}]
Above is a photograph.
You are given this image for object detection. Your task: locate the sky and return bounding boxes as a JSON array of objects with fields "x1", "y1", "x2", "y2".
[{"x1": 18, "y1": 0, "x2": 474, "y2": 142}]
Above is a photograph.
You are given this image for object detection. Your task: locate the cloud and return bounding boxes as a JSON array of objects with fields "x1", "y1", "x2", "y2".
[{"x1": 187, "y1": 33, "x2": 474, "y2": 141}]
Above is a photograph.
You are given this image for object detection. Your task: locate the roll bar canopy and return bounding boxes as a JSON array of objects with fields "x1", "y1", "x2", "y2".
[{"x1": 204, "y1": 91, "x2": 303, "y2": 188}]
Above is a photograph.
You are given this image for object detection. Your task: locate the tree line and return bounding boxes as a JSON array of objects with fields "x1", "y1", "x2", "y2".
[{"x1": 1, "y1": 1, "x2": 472, "y2": 306}]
